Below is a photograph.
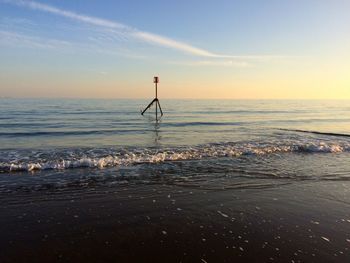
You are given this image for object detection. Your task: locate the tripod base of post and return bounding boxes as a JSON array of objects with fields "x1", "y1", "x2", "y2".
[{"x1": 141, "y1": 98, "x2": 163, "y2": 119}]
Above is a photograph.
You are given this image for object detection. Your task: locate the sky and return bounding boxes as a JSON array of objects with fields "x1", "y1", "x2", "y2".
[{"x1": 0, "y1": 0, "x2": 349, "y2": 99}]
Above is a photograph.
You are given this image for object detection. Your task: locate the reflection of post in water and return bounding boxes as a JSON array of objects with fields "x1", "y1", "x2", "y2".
[
  {"x1": 141, "y1": 76, "x2": 163, "y2": 121},
  {"x1": 153, "y1": 119, "x2": 161, "y2": 144},
  {"x1": 144, "y1": 115, "x2": 162, "y2": 144}
]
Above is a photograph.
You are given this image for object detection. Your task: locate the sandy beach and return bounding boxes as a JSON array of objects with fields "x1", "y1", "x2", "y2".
[{"x1": 1, "y1": 175, "x2": 350, "y2": 263}]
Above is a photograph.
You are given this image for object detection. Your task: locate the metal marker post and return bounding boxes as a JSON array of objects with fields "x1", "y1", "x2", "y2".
[{"x1": 141, "y1": 76, "x2": 163, "y2": 120}]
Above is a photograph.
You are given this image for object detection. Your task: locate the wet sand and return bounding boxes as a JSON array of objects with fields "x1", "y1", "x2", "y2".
[{"x1": 1, "y1": 179, "x2": 350, "y2": 262}]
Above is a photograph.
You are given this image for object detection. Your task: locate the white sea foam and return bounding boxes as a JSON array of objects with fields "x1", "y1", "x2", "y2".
[{"x1": 1, "y1": 141, "x2": 350, "y2": 172}]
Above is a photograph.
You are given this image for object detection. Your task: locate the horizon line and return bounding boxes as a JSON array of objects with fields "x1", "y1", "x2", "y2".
[{"x1": 1, "y1": 97, "x2": 349, "y2": 101}]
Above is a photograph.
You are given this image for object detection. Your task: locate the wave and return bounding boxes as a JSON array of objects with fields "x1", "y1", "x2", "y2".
[
  {"x1": 1, "y1": 140, "x2": 350, "y2": 173},
  {"x1": 0, "y1": 129, "x2": 143, "y2": 137},
  {"x1": 279, "y1": 129, "x2": 350, "y2": 138},
  {"x1": 166, "y1": 121, "x2": 245, "y2": 127},
  {"x1": 190, "y1": 110, "x2": 305, "y2": 114}
]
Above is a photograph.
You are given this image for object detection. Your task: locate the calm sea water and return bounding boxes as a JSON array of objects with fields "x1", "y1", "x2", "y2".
[{"x1": 1, "y1": 99, "x2": 350, "y2": 192}]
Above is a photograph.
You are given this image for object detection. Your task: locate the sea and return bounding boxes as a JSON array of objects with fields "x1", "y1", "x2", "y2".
[{"x1": 1, "y1": 99, "x2": 350, "y2": 192}]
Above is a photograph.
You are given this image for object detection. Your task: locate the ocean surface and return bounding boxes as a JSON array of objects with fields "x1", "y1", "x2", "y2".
[{"x1": 1, "y1": 99, "x2": 350, "y2": 193}]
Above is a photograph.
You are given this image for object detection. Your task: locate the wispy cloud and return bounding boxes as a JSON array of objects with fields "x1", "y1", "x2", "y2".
[
  {"x1": 1, "y1": 0, "x2": 216, "y2": 57},
  {"x1": 1, "y1": 0, "x2": 287, "y2": 60},
  {"x1": 134, "y1": 31, "x2": 216, "y2": 57},
  {"x1": 0, "y1": 16, "x2": 36, "y2": 27},
  {"x1": 0, "y1": 0, "x2": 288, "y2": 63},
  {"x1": 0, "y1": 30, "x2": 72, "y2": 49},
  {"x1": 0, "y1": 29, "x2": 150, "y2": 61},
  {"x1": 169, "y1": 60, "x2": 252, "y2": 67},
  {"x1": 2, "y1": 0, "x2": 128, "y2": 29}
]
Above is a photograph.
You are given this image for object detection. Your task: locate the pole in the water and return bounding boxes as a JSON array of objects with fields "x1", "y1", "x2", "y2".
[{"x1": 141, "y1": 76, "x2": 163, "y2": 120}]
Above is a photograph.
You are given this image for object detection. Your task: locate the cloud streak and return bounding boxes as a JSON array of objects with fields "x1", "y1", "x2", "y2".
[
  {"x1": 0, "y1": 29, "x2": 151, "y2": 61},
  {"x1": 0, "y1": 30, "x2": 72, "y2": 49},
  {"x1": 2, "y1": 0, "x2": 221, "y2": 57},
  {"x1": 169, "y1": 60, "x2": 252, "y2": 67},
  {"x1": 2, "y1": 0, "x2": 128, "y2": 30},
  {"x1": 0, "y1": 0, "x2": 291, "y2": 61}
]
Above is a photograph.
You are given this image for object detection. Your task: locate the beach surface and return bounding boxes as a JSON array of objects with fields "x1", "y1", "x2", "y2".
[{"x1": 1, "y1": 175, "x2": 350, "y2": 262}]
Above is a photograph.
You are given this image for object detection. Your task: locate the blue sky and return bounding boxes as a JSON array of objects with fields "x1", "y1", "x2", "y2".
[{"x1": 0, "y1": 0, "x2": 349, "y2": 98}]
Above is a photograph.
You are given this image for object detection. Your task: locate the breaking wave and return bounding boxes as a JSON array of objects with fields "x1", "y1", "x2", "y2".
[{"x1": 1, "y1": 140, "x2": 350, "y2": 173}]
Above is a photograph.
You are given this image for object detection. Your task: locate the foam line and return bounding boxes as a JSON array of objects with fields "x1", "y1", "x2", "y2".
[{"x1": 2, "y1": 140, "x2": 350, "y2": 172}]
